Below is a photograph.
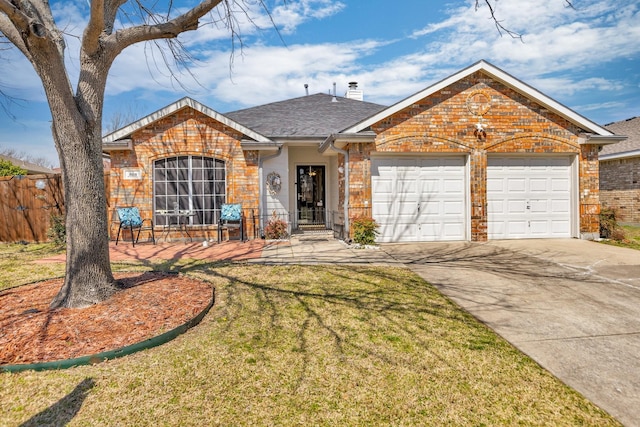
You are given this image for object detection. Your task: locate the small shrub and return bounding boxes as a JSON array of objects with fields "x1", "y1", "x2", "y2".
[
  {"x1": 0, "y1": 159, "x2": 27, "y2": 176},
  {"x1": 47, "y1": 213, "x2": 66, "y2": 246},
  {"x1": 351, "y1": 216, "x2": 379, "y2": 246},
  {"x1": 264, "y1": 214, "x2": 288, "y2": 240},
  {"x1": 610, "y1": 228, "x2": 626, "y2": 242},
  {"x1": 600, "y1": 207, "x2": 624, "y2": 240}
]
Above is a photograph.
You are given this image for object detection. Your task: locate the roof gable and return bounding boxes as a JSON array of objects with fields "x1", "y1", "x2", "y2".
[
  {"x1": 343, "y1": 60, "x2": 614, "y2": 137},
  {"x1": 102, "y1": 97, "x2": 272, "y2": 145},
  {"x1": 226, "y1": 93, "x2": 386, "y2": 138}
]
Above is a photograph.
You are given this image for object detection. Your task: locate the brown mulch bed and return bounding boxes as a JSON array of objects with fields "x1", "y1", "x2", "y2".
[{"x1": 0, "y1": 272, "x2": 213, "y2": 366}]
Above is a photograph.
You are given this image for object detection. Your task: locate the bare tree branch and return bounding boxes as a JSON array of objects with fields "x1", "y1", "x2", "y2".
[
  {"x1": 107, "y1": 0, "x2": 223, "y2": 55},
  {"x1": 83, "y1": 0, "x2": 106, "y2": 55},
  {"x1": 476, "y1": 0, "x2": 523, "y2": 40},
  {"x1": 477, "y1": 0, "x2": 576, "y2": 40}
]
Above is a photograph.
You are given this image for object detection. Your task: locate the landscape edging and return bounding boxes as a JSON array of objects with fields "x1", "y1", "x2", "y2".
[{"x1": 1, "y1": 287, "x2": 214, "y2": 373}]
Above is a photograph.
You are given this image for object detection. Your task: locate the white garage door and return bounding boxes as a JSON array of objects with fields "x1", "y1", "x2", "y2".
[
  {"x1": 487, "y1": 156, "x2": 573, "y2": 239},
  {"x1": 371, "y1": 157, "x2": 467, "y2": 242}
]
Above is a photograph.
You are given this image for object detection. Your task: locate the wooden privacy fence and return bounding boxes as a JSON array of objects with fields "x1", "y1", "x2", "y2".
[{"x1": 0, "y1": 174, "x2": 65, "y2": 243}]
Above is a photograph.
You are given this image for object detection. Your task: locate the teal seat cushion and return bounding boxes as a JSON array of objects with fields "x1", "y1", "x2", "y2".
[
  {"x1": 220, "y1": 204, "x2": 242, "y2": 221},
  {"x1": 117, "y1": 207, "x2": 143, "y2": 227}
]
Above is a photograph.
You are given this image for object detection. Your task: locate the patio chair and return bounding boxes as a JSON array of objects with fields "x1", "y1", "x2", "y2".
[
  {"x1": 115, "y1": 206, "x2": 155, "y2": 246},
  {"x1": 218, "y1": 203, "x2": 245, "y2": 243}
]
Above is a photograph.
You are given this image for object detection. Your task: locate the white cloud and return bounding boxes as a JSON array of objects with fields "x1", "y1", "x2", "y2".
[{"x1": 3, "y1": 0, "x2": 640, "y2": 140}]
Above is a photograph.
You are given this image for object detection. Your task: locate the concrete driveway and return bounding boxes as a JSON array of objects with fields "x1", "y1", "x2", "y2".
[{"x1": 381, "y1": 239, "x2": 640, "y2": 427}]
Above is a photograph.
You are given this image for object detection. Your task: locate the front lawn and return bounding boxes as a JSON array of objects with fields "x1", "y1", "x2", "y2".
[
  {"x1": 0, "y1": 252, "x2": 620, "y2": 425},
  {"x1": 601, "y1": 225, "x2": 640, "y2": 251}
]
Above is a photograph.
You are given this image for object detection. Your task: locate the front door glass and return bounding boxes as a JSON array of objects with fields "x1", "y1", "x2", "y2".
[{"x1": 296, "y1": 165, "x2": 325, "y2": 226}]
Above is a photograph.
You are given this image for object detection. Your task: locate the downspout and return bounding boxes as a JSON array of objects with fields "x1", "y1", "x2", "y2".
[
  {"x1": 330, "y1": 140, "x2": 350, "y2": 238},
  {"x1": 258, "y1": 146, "x2": 283, "y2": 237}
]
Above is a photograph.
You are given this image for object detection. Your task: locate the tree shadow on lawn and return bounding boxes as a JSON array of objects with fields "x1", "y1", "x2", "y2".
[
  {"x1": 180, "y1": 262, "x2": 486, "y2": 388},
  {"x1": 19, "y1": 377, "x2": 94, "y2": 427}
]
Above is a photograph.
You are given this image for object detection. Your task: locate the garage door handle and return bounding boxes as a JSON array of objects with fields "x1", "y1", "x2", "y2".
[{"x1": 417, "y1": 204, "x2": 420, "y2": 213}]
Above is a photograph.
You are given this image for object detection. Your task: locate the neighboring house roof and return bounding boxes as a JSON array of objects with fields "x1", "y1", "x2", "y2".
[
  {"x1": 102, "y1": 97, "x2": 274, "y2": 151},
  {"x1": 600, "y1": 116, "x2": 640, "y2": 160},
  {"x1": 0, "y1": 154, "x2": 55, "y2": 175},
  {"x1": 341, "y1": 60, "x2": 618, "y2": 141},
  {"x1": 225, "y1": 93, "x2": 386, "y2": 139}
]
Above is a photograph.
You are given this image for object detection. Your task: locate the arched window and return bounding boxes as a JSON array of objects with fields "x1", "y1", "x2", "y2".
[{"x1": 153, "y1": 156, "x2": 226, "y2": 226}]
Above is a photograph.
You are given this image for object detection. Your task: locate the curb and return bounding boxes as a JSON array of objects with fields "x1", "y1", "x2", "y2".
[{"x1": 1, "y1": 287, "x2": 215, "y2": 373}]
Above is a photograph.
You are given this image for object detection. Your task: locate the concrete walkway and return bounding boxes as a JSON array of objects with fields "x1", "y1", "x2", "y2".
[{"x1": 381, "y1": 239, "x2": 640, "y2": 427}]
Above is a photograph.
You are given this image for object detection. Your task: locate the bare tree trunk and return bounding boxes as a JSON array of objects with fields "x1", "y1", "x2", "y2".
[
  {"x1": 49, "y1": 120, "x2": 117, "y2": 309},
  {"x1": 43, "y1": 51, "x2": 117, "y2": 309},
  {"x1": 0, "y1": 0, "x2": 226, "y2": 308}
]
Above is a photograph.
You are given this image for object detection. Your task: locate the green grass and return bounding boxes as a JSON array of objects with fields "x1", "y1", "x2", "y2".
[
  {"x1": 0, "y1": 243, "x2": 66, "y2": 291},
  {"x1": 601, "y1": 225, "x2": 640, "y2": 250},
  {"x1": 0, "y1": 249, "x2": 621, "y2": 426}
]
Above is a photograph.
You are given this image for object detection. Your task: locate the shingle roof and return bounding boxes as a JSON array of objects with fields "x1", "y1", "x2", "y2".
[
  {"x1": 0, "y1": 154, "x2": 55, "y2": 174},
  {"x1": 601, "y1": 116, "x2": 640, "y2": 158},
  {"x1": 225, "y1": 93, "x2": 386, "y2": 138}
]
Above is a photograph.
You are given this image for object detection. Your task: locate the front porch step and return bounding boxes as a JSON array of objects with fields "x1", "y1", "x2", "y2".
[{"x1": 292, "y1": 227, "x2": 335, "y2": 240}]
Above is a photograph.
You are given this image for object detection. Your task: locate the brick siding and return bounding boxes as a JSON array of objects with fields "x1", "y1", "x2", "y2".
[
  {"x1": 108, "y1": 107, "x2": 260, "y2": 241},
  {"x1": 600, "y1": 157, "x2": 640, "y2": 224},
  {"x1": 345, "y1": 71, "x2": 597, "y2": 241}
]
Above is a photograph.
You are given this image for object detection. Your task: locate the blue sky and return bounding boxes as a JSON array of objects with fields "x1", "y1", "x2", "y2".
[{"x1": 1, "y1": 0, "x2": 639, "y2": 167}]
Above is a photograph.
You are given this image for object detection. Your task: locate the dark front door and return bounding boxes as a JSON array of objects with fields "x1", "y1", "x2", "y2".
[{"x1": 296, "y1": 165, "x2": 325, "y2": 228}]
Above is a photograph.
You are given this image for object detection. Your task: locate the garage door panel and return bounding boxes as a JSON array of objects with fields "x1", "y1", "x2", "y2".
[
  {"x1": 488, "y1": 156, "x2": 572, "y2": 239},
  {"x1": 551, "y1": 199, "x2": 570, "y2": 213},
  {"x1": 442, "y1": 222, "x2": 466, "y2": 238},
  {"x1": 443, "y1": 200, "x2": 464, "y2": 215},
  {"x1": 552, "y1": 221, "x2": 571, "y2": 234},
  {"x1": 420, "y1": 202, "x2": 441, "y2": 215},
  {"x1": 488, "y1": 200, "x2": 505, "y2": 214},
  {"x1": 487, "y1": 178, "x2": 504, "y2": 193},
  {"x1": 372, "y1": 177, "x2": 394, "y2": 195},
  {"x1": 552, "y1": 178, "x2": 570, "y2": 191},
  {"x1": 529, "y1": 199, "x2": 548, "y2": 213},
  {"x1": 444, "y1": 179, "x2": 464, "y2": 193},
  {"x1": 507, "y1": 221, "x2": 527, "y2": 235},
  {"x1": 530, "y1": 179, "x2": 548, "y2": 192},
  {"x1": 420, "y1": 179, "x2": 440, "y2": 192},
  {"x1": 397, "y1": 178, "x2": 417, "y2": 193},
  {"x1": 508, "y1": 178, "x2": 526, "y2": 192},
  {"x1": 397, "y1": 203, "x2": 419, "y2": 215},
  {"x1": 372, "y1": 156, "x2": 467, "y2": 242},
  {"x1": 508, "y1": 200, "x2": 527, "y2": 213},
  {"x1": 417, "y1": 222, "x2": 465, "y2": 240}
]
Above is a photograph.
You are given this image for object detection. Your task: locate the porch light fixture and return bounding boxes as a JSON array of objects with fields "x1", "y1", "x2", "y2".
[{"x1": 308, "y1": 166, "x2": 316, "y2": 177}]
